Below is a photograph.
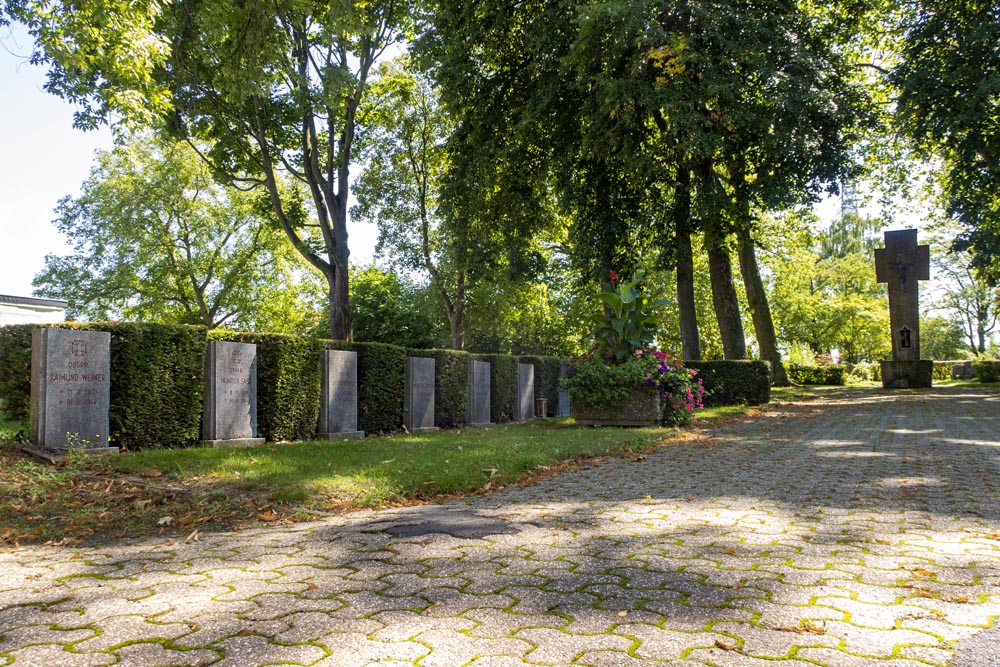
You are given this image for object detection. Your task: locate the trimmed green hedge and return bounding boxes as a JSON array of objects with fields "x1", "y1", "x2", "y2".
[
  {"x1": 787, "y1": 363, "x2": 847, "y2": 386},
  {"x1": 410, "y1": 348, "x2": 470, "y2": 429},
  {"x1": 324, "y1": 340, "x2": 406, "y2": 434},
  {"x1": 0, "y1": 324, "x2": 34, "y2": 422},
  {"x1": 481, "y1": 354, "x2": 519, "y2": 422},
  {"x1": 521, "y1": 355, "x2": 562, "y2": 417},
  {"x1": 3, "y1": 322, "x2": 207, "y2": 449},
  {"x1": 212, "y1": 331, "x2": 321, "y2": 442},
  {"x1": 974, "y1": 361, "x2": 1000, "y2": 383},
  {"x1": 686, "y1": 360, "x2": 772, "y2": 407}
]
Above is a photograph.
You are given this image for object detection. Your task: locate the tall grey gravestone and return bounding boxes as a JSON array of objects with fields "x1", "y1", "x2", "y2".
[
  {"x1": 467, "y1": 359, "x2": 493, "y2": 426},
  {"x1": 202, "y1": 340, "x2": 265, "y2": 447},
  {"x1": 318, "y1": 350, "x2": 364, "y2": 440},
  {"x1": 404, "y1": 357, "x2": 438, "y2": 433},
  {"x1": 875, "y1": 229, "x2": 933, "y2": 388},
  {"x1": 30, "y1": 328, "x2": 114, "y2": 452},
  {"x1": 517, "y1": 363, "x2": 535, "y2": 421},
  {"x1": 557, "y1": 363, "x2": 571, "y2": 418}
]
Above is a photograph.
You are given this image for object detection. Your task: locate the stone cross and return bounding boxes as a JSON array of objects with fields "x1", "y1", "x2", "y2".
[{"x1": 874, "y1": 229, "x2": 929, "y2": 361}]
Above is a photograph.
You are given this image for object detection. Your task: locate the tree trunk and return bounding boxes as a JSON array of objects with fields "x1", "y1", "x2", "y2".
[
  {"x1": 327, "y1": 261, "x2": 352, "y2": 340},
  {"x1": 737, "y1": 225, "x2": 789, "y2": 385},
  {"x1": 675, "y1": 168, "x2": 701, "y2": 360},
  {"x1": 707, "y1": 239, "x2": 747, "y2": 359}
]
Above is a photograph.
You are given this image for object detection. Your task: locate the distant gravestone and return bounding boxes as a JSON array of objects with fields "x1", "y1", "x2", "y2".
[
  {"x1": 30, "y1": 328, "x2": 113, "y2": 452},
  {"x1": 467, "y1": 360, "x2": 493, "y2": 426},
  {"x1": 318, "y1": 350, "x2": 364, "y2": 440},
  {"x1": 404, "y1": 357, "x2": 438, "y2": 432},
  {"x1": 875, "y1": 229, "x2": 933, "y2": 388},
  {"x1": 517, "y1": 363, "x2": 535, "y2": 421},
  {"x1": 202, "y1": 340, "x2": 265, "y2": 447},
  {"x1": 557, "y1": 363, "x2": 571, "y2": 417}
]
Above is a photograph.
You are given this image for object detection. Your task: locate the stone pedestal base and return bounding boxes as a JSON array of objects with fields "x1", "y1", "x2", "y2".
[
  {"x1": 315, "y1": 431, "x2": 365, "y2": 441},
  {"x1": 202, "y1": 437, "x2": 266, "y2": 448},
  {"x1": 881, "y1": 360, "x2": 933, "y2": 389}
]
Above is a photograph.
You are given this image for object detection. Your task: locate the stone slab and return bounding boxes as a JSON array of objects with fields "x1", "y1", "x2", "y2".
[
  {"x1": 517, "y1": 363, "x2": 535, "y2": 421},
  {"x1": 318, "y1": 350, "x2": 365, "y2": 440},
  {"x1": 880, "y1": 359, "x2": 933, "y2": 389},
  {"x1": 404, "y1": 356, "x2": 437, "y2": 433},
  {"x1": 202, "y1": 340, "x2": 264, "y2": 446},
  {"x1": 467, "y1": 360, "x2": 493, "y2": 426},
  {"x1": 30, "y1": 328, "x2": 112, "y2": 451},
  {"x1": 557, "y1": 363, "x2": 571, "y2": 417}
]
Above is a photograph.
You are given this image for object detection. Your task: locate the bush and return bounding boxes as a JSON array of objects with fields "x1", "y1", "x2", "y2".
[
  {"x1": 787, "y1": 363, "x2": 847, "y2": 386},
  {"x1": 974, "y1": 360, "x2": 1000, "y2": 383},
  {"x1": 0, "y1": 324, "x2": 34, "y2": 422},
  {"x1": 685, "y1": 360, "x2": 771, "y2": 406},
  {"x1": 480, "y1": 354, "x2": 519, "y2": 422},
  {"x1": 520, "y1": 355, "x2": 562, "y2": 416},
  {"x1": 323, "y1": 340, "x2": 406, "y2": 434},
  {"x1": 212, "y1": 332, "x2": 322, "y2": 442},
  {"x1": 414, "y1": 348, "x2": 471, "y2": 429}
]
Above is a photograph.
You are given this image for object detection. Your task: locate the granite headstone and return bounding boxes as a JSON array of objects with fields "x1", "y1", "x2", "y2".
[
  {"x1": 202, "y1": 340, "x2": 265, "y2": 446},
  {"x1": 318, "y1": 350, "x2": 364, "y2": 440},
  {"x1": 467, "y1": 359, "x2": 493, "y2": 426},
  {"x1": 517, "y1": 363, "x2": 535, "y2": 421},
  {"x1": 404, "y1": 356, "x2": 438, "y2": 432},
  {"x1": 30, "y1": 328, "x2": 113, "y2": 452},
  {"x1": 557, "y1": 363, "x2": 571, "y2": 417}
]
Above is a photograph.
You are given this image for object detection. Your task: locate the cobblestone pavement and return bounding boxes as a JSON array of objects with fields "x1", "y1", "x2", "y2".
[{"x1": 4, "y1": 386, "x2": 1000, "y2": 666}]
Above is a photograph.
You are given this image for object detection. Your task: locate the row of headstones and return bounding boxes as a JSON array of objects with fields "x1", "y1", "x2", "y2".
[{"x1": 30, "y1": 329, "x2": 567, "y2": 452}]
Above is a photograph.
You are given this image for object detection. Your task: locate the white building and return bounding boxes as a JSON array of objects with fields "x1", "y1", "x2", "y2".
[{"x1": 0, "y1": 294, "x2": 68, "y2": 326}]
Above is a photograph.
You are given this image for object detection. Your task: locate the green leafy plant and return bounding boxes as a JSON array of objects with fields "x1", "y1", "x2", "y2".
[{"x1": 592, "y1": 269, "x2": 670, "y2": 363}]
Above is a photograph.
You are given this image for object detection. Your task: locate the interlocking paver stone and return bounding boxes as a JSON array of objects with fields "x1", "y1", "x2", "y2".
[{"x1": 5, "y1": 387, "x2": 1000, "y2": 665}]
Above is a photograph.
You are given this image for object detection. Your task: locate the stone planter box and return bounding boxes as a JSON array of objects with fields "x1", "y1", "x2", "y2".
[{"x1": 570, "y1": 388, "x2": 662, "y2": 427}]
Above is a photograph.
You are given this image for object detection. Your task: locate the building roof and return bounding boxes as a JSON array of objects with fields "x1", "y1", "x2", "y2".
[{"x1": 0, "y1": 294, "x2": 69, "y2": 309}]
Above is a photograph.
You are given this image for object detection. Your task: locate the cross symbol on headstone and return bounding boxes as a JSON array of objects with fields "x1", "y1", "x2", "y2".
[{"x1": 874, "y1": 229, "x2": 929, "y2": 361}]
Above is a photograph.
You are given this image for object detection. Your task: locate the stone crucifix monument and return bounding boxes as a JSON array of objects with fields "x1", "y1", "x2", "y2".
[{"x1": 874, "y1": 228, "x2": 933, "y2": 388}]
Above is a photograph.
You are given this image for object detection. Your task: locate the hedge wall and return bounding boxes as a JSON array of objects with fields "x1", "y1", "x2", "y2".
[
  {"x1": 686, "y1": 360, "x2": 772, "y2": 407},
  {"x1": 212, "y1": 331, "x2": 322, "y2": 442},
  {"x1": 0, "y1": 324, "x2": 34, "y2": 422},
  {"x1": 974, "y1": 361, "x2": 1000, "y2": 383},
  {"x1": 411, "y1": 348, "x2": 470, "y2": 429},
  {"x1": 787, "y1": 363, "x2": 847, "y2": 386},
  {"x1": 480, "y1": 353, "x2": 519, "y2": 422},
  {"x1": 3, "y1": 322, "x2": 207, "y2": 449},
  {"x1": 324, "y1": 340, "x2": 406, "y2": 434},
  {"x1": 520, "y1": 355, "x2": 562, "y2": 417}
]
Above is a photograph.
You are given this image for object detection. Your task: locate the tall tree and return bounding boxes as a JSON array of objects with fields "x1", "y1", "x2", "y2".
[
  {"x1": 351, "y1": 56, "x2": 471, "y2": 349},
  {"x1": 33, "y1": 136, "x2": 314, "y2": 331},
  {"x1": 892, "y1": 0, "x2": 1000, "y2": 282},
  {"x1": 8, "y1": 0, "x2": 417, "y2": 339}
]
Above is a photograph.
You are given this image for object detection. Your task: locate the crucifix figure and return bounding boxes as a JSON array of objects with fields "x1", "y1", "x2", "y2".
[{"x1": 874, "y1": 229, "x2": 930, "y2": 362}]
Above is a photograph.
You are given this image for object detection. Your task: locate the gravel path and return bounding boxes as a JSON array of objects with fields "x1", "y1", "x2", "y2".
[{"x1": 3, "y1": 385, "x2": 1000, "y2": 666}]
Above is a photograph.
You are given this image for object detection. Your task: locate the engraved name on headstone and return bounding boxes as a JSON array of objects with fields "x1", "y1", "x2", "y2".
[
  {"x1": 202, "y1": 340, "x2": 265, "y2": 446},
  {"x1": 467, "y1": 359, "x2": 493, "y2": 426},
  {"x1": 517, "y1": 363, "x2": 535, "y2": 421},
  {"x1": 404, "y1": 356, "x2": 438, "y2": 432},
  {"x1": 318, "y1": 350, "x2": 364, "y2": 440},
  {"x1": 30, "y1": 328, "x2": 113, "y2": 451}
]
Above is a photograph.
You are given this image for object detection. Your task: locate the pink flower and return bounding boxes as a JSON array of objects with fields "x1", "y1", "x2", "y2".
[
  {"x1": 634, "y1": 349, "x2": 644, "y2": 356},
  {"x1": 610, "y1": 269, "x2": 618, "y2": 284}
]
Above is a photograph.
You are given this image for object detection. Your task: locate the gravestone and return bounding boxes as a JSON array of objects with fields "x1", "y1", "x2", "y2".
[
  {"x1": 202, "y1": 340, "x2": 265, "y2": 447},
  {"x1": 318, "y1": 350, "x2": 364, "y2": 440},
  {"x1": 557, "y1": 363, "x2": 571, "y2": 417},
  {"x1": 30, "y1": 328, "x2": 114, "y2": 452},
  {"x1": 875, "y1": 229, "x2": 933, "y2": 388},
  {"x1": 517, "y1": 363, "x2": 535, "y2": 421},
  {"x1": 467, "y1": 359, "x2": 493, "y2": 426},
  {"x1": 404, "y1": 357, "x2": 438, "y2": 432}
]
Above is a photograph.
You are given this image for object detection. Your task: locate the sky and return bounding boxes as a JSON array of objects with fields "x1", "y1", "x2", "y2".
[{"x1": 0, "y1": 22, "x2": 379, "y2": 300}]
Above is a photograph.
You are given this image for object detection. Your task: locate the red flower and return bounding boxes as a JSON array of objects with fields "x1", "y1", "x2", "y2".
[{"x1": 609, "y1": 269, "x2": 618, "y2": 285}]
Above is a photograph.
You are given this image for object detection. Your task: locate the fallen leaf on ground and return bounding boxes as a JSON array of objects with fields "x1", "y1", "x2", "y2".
[
  {"x1": 185, "y1": 529, "x2": 200, "y2": 543},
  {"x1": 257, "y1": 511, "x2": 278, "y2": 522},
  {"x1": 157, "y1": 516, "x2": 174, "y2": 526},
  {"x1": 715, "y1": 639, "x2": 738, "y2": 651},
  {"x1": 910, "y1": 566, "x2": 937, "y2": 578},
  {"x1": 140, "y1": 468, "x2": 162, "y2": 478}
]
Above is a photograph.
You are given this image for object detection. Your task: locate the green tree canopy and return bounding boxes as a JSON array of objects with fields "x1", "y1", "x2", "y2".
[{"x1": 33, "y1": 135, "x2": 318, "y2": 332}]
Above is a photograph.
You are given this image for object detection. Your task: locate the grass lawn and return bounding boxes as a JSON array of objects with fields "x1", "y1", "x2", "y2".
[{"x1": 0, "y1": 386, "x2": 811, "y2": 546}]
